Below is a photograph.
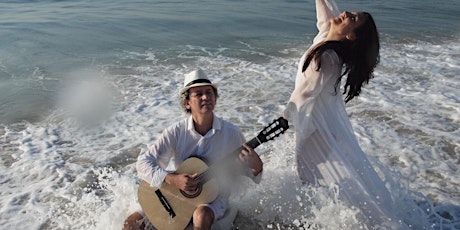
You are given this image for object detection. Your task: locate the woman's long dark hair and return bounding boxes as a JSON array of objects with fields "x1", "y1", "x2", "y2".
[{"x1": 302, "y1": 12, "x2": 380, "y2": 103}]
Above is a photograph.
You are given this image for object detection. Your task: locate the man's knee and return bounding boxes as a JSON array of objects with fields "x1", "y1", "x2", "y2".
[
  {"x1": 123, "y1": 211, "x2": 145, "y2": 230},
  {"x1": 193, "y1": 206, "x2": 215, "y2": 230}
]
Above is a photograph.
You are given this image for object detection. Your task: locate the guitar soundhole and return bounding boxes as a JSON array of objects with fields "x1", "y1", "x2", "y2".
[{"x1": 180, "y1": 185, "x2": 203, "y2": 198}]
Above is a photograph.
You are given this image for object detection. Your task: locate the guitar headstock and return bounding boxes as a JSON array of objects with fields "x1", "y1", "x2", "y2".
[{"x1": 256, "y1": 117, "x2": 289, "y2": 144}]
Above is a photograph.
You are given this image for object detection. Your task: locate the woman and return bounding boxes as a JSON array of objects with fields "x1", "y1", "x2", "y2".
[{"x1": 283, "y1": 0, "x2": 409, "y2": 228}]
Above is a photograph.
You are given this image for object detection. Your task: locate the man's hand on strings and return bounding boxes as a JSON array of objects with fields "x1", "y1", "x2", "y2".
[{"x1": 165, "y1": 173, "x2": 200, "y2": 192}]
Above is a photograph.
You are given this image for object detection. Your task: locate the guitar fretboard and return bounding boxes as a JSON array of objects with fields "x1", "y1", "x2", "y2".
[{"x1": 194, "y1": 136, "x2": 262, "y2": 184}]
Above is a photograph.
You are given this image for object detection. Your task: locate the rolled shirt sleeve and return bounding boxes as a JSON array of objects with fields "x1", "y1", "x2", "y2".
[{"x1": 136, "y1": 126, "x2": 179, "y2": 188}]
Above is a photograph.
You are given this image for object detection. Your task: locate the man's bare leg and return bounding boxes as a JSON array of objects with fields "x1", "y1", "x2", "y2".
[
  {"x1": 123, "y1": 211, "x2": 146, "y2": 230},
  {"x1": 192, "y1": 206, "x2": 215, "y2": 230}
]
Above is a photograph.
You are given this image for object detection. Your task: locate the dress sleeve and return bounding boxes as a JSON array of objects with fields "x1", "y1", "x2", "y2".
[
  {"x1": 313, "y1": 0, "x2": 341, "y2": 44},
  {"x1": 136, "y1": 127, "x2": 177, "y2": 188},
  {"x1": 284, "y1": 50, "x2": 339, "y2": 139}
]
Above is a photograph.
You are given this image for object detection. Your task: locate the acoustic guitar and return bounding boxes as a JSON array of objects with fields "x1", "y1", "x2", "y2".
[{"x1": 138, "y1": 117, "x2": 289, "y2": 230}]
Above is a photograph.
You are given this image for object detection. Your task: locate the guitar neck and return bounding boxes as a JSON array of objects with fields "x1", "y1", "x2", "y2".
[
  {"x1": 246, "y1": 136, "x2": 263, "y2": 149},
  {"x1": 219, "y1": 136, "x2": 262, "y2": 163},
  {"x1": 198, "y1": 117, "x2": 288, "y2": 183},
  {"x1": 199, "y1": 137, "x2": 261, "y2": 182}
]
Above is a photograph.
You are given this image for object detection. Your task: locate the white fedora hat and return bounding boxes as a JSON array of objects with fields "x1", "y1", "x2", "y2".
[{"x1": 179, "y1": 69, "x2": 217, "y2": 95}]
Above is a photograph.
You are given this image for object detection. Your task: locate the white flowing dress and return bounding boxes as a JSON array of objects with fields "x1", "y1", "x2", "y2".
[{"x1": 283, "y1": 0, "x2": 408, "y2": 228}]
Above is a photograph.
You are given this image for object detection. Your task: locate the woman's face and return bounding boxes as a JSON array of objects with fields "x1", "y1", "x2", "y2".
[{"x1": 330, "y1": 11, "x2": 367, "y2": 40}]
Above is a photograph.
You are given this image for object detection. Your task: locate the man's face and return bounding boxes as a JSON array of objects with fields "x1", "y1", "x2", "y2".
[{"x1": 185, "y1": 85, "x2": 216, "y2": 115}]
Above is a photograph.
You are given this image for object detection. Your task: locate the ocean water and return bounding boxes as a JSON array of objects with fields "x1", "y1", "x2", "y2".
[{"x1": 0, "y1": 0, "x2": 459, "y2": 229}]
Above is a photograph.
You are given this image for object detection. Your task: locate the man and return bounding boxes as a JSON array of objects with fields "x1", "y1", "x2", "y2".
[{"x1": 124, "y1": 69, "x2": 263, "y2": 230}]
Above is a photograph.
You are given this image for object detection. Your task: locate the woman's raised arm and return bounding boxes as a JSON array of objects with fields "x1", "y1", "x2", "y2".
[{"x1": 313, "y1": 0, "x2": 341, "y2": 44}]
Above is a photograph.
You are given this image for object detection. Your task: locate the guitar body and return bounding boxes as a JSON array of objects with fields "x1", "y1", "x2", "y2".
[{"x1": 138, "y1": 157, "x2": 219, "y2": 230}]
